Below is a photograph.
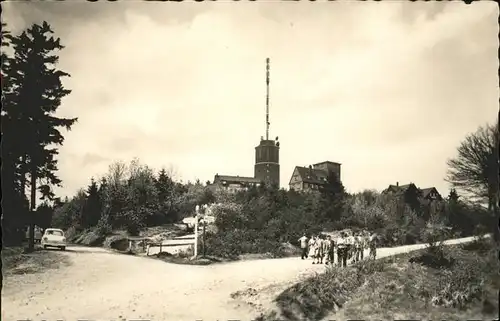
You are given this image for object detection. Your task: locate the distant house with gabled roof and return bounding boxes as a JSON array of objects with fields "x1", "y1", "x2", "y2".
[
  {"x1": 289, "y1": 161, "x2": 341, "y2": 192},
  {"x1": 419, "y1": 187, "x2": 443, "y2": 201},
  {"x1": 382, "y1": 182, "x2": 442, "y2": 202},
  {"x1": 383, "y1": 182, "x2": 420, "y2": 198}
]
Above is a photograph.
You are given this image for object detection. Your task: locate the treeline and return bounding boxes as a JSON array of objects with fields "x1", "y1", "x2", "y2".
[
  {"x1": 50, "y1": 159, "x2": 215, "y2": 236},
  {"x1": 1, "y1": 22, "x2": 77, "y2": 248},
  {"x1": 16, "y1": 121, "x2": 496, "y2": 256}
]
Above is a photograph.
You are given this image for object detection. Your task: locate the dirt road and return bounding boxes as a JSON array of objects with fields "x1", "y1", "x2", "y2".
[{"x1": 1, "y1": 235, "x2": 480, "y2": 321}]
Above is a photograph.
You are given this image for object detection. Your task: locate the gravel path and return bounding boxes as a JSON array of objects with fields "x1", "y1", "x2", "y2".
[{"x1": 1, "y1": 235, "x2": 480, "y2": 321}]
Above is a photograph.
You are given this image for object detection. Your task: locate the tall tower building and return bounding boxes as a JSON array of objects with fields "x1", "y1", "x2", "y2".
[{"x1": 254, "y1": 58, "x2": 280, "y2": 188}]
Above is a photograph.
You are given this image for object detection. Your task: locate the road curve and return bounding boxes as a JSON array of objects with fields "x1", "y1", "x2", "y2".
[{"x1": 1, "y1": 235, "x2": 480, "y2": 321}]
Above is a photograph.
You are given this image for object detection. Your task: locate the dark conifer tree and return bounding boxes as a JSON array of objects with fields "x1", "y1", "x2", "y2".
[
  {"x1": 319, "y1": 172, "x2": 347, "y2": 223},
  {"x1": 155, "y1": 168, "x2": 176, "y2": 221},
  {"x1": 6, "y1": 22, "x2": 77, "y2": 251},
  {"x1": 82, "y1": 178, "x2": 102, "y2": 228}
]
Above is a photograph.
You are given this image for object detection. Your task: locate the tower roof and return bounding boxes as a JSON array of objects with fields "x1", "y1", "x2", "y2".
[
  {"x1": 313, "y1": 160, "x2": 342, "y2": 166},
  {"x1": 256, "y1": 139, "x2": 278, "y2": 147}
]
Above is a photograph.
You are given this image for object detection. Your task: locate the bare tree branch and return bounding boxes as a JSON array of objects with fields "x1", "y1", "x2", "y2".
[{"x1": 446, "y1": 122, "x2": 498, "y2": 211}]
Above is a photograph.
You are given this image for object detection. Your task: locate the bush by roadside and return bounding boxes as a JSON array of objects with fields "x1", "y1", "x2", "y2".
[
  {"x1": 256, "y1": 238, "x2": 498, "y2": 321},
  {"x1": 204, "y1": 230, "x2": 301, "y2": 260},
  {"x1": 154, "y1": 251, "x2": 229, "y2": 265}
]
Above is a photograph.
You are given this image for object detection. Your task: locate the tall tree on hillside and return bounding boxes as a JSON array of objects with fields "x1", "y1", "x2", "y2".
[
  {"x1": 445, "y1": 188, "x2": 470, "y2": 235},
  {"x1": 319, "y1": 172, "x2": 347, "y2": 223},
  {"x1": 446, "y1": 122, "x2": 498, "y2": 212},
  {"x1": 120, "y1": 159, "x2": 158, "y2": 234},
  {"x1": 6, "y1": 22, "x2": 78, "y2": 251},
  {"x1": 1, "y1": 22, "x2": 29, "y2": 243},
  {"x1": 51, "y1": 189, "x2": 87, "y2": 230},
  {"x1": 82, "y1": 178, "x2": 102, "y2": 228},
  {"x1": 35, "y1": 202, "x2": 53, "y2": 229},
  {"x1": 448, "y1": 188, "x2": 460, "y2": 204},
  {"x1": 101, "y1": 161, "x2": 128, "y2": 226},
  {"x1": 1, "y1": 22, "x2": 12, "y2": 93},
  {"x1": 156, "y1": 168, "x2": 175, "y2": 217}
]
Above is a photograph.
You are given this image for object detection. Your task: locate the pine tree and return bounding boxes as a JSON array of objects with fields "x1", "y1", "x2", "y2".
[
  {"x1": 1, "y1": 22, "x2": 31, "y2": 244},
  {"x1": 319, "y1": 172, "x2": 346, "y2": 223},
  {"x1": 156, "y1": 168, "x2": 175, "y2": 220},
  {"x1": 82, "y1": 178, "x2": 102, "y2": 228},
  {"x1": 7, "y1": 22, "x2": 77, "y2": 251},
  {"x1": 35, "y1": 202, "x2": 53, "y2": 229},
  {"x1": 448, "y1": 188, "x2": 459, "y2": 204}
]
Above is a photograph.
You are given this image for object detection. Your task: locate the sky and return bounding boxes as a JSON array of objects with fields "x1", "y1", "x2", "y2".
[{"x1": 2, "y1": 1, "x2": 498, "y2": 199}]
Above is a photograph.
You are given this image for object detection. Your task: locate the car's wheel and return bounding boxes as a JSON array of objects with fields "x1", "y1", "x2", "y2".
[{"x1": 61, "y1": 246, "x2": 66, "y2": 251}]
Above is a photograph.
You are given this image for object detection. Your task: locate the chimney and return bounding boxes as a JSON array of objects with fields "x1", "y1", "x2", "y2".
[{"x1": 396, "y1": 182, "x2": 399, "y2": 186}]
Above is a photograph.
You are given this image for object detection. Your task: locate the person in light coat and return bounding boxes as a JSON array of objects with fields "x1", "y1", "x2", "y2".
[
  {"x1": 345, "y1": 232, "x2": 354, "y2": 263},
  {"x1": 308, "y1": 235, "x2": 317, "y2": 262},
  {"x1": 298, "y1": 233, "x2": 309, "y2": 260},
  {"x1": 314, "y1": 235, "x2": 324, "y2": 264},
  {"x1": 362, "y1": 230, "x2": 370, "y2": 260}
]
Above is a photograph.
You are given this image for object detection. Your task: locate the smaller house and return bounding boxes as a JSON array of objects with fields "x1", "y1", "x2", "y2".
[
  {"x1": 420, "y1": 187, "x2": 443, "y2": 201},
  {"x1": 383, "y1": 182, "x2": 442, "y2": 202},
  {"x1": 382, "y1": 182, "x2": 421, "y2": 198},
  {"x1": 212, "y1": 174, "x2": 262, "y2": 193}
]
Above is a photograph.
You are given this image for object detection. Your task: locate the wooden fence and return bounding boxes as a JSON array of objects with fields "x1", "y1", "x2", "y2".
[{"x1": 143, "y1": 234, "x2": 196, "y2": 256}]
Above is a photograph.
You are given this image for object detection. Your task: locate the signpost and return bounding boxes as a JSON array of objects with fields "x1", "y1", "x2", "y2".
[
  {"x1": 202, "y1": 204, "x2": 208, "y2": 257},
  {"x1": 193, "y1": 205, "x2": 200, "y2": 259},
  {"x1": 192, "y1": 204, "x2": 209, "y2": 260}
]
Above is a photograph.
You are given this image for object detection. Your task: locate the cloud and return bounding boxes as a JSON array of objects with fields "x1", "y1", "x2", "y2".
[{"x1": 2, "y1": 1, "x2": 498, "y2": 198}]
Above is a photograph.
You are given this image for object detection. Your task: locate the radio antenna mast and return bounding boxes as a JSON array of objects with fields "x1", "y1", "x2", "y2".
[{"x1": 266, "y1": 58, "x2": 270, "y2": 140}]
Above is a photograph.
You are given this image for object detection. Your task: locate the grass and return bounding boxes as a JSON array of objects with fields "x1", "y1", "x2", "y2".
[
  {"x1": 1, "y1": 246, "x2": 72, "y2": 278},
  {"x1": 257, "y1": 237, "x2": 499, "y2": 321},
  {"x1": 153, "y1": 252, "x2": 230, "y2": 265},
  {"x1": 152, "y1": 246, "x2": 293, "y2": 266},
  {"x1": 341, "y1": 246, "x2": 498, "y2": 320}
]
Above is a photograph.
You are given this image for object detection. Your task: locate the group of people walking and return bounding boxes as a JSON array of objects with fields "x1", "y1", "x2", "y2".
[{"x1": 298, "y1": 230, "x2": 378, "y2": 267}]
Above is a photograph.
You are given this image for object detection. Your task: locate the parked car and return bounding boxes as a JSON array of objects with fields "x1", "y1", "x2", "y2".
[
  {"x1": 25, "y1": 226, "x2": 43, "y2": 243},
  {"x1": 41, "y1": 228, "x2": 67, "y2": 251}
]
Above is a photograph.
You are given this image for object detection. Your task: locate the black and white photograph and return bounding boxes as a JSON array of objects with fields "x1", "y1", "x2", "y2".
[{"x1": 1, "y1": 1, "x2": 499, "y2": 320}]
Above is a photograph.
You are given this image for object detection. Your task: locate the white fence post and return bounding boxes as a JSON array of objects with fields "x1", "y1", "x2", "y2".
[{"x1": 194, "y1": 215, "x2": 198, "y2": 258}]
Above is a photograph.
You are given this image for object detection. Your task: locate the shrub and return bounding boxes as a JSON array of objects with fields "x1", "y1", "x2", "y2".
[
  {"x1": 117, "y1": 208, "x2": 147, "y2": 236},
  {"x1": 204, "y1": 229, "x2": 287, "y2": 259},
  {"x1": 64, "y1": 226, "x2": 79, "y2": 242},
  {"x1": 431, "y1": 260, "x2": 485, "y2": 309},
  {"x1": 460, "y1": 235, "x2": 492, "y2": 254},
  {"x1": 177, "y1": 245, "x2": 194, "y2": 258},
  {"x1": 79, "y1": 230, "x2": 106, "y2": 247},
  {"x1": 409, "y1": 250, "x2": 455, "y2": 269},
  {"x1": 410, "y1": 244, "x2": 499, "y2": 311},
  {"x1": 420, "y1": 223, "x2": 451, "y2": 258},
  {"x1": 355, "y1": 258, "x2": 386, "y2": 275},
  {"x1": 95, "y1": 213, "x2": 112, "y2": 236}
]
